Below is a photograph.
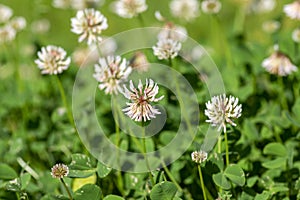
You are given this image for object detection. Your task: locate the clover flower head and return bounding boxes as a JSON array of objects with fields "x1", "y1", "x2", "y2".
[
  {"x1": 35, "y1": 45, "x2": 71, "y2": 75},
  {"x1": 169, "y1": 0, "x2": 200, "y2": 22},
  {"x1": 31, "y1": 19, "x2": 51, "y2": 34},
  {"x1": 0, "y1": 4, "x2": 13, "y2": 23},
  {"x1": 121, "y1": 79, "x2": 164, "y2": 122},
  {"x1": 205, "y1": 94, "x2": 242, "y2": 132},
  {"x1": 93, "y1": 56, "x2": 132, "y2": 95},
  {"x1": 113, "y1": 0, "x2": 148, "y2": 18},
  {"x1": 51, "y1": 163, "x2": 69, "y2": 179},
  {"x1": 292, "y1": 28, "x2": 300, "y2": 43},
  {"x1": 153, "y1": 38, "x2": 182, "y2": 60},
  {"x1": 201, "y1": 0, "x2": 222, "y2": 14},
  {"x1": 71, "y1": 8, "x2": 108, "y2": 45},
  {"x1": 191, "y1": 150, "x2": 208, "y2": 164},
  {"x1": 262, "y1": 20, "x2": 280, "y2": 33},
  {"x1": 0, "y1": 25, "x2": 16, "y2": 44},
  {"x1": 130, "y1": 51, "x2": 149, "y2": 72},
  {"x1": 284, "y1": 0, "x2": 300, "y2": 20},
  {"x1": 262, "y1": 47, "x2": 298, "y2": 76},
  {"x1": 158, "y1": 22, "x2": 188, "y2": 42},
  {"x1": 250, "y1": 0, "x2": 275, "y2": 14},
  {"x1": 9, "y1": 17, "x2": 26, "y2": 31}
]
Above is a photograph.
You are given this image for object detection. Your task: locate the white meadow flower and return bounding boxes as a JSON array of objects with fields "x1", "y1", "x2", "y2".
[
  {"x1": 0, "y1": 4, "x2": 13, "y2": 23},
  {"x1": 31, "y1": 19, "x2": 51, "y2": 34},
  {"x1": 292, "y1": 28, "x2": 300, "y2": 43},
  {"x1": 153, "y1": 38, "x2": 182, "y2": 60},
  {"x1": 205, "y1": 94, "x2": 242, "y2": 132},
  {"x1": 93, "y1": 56, "x2": 132, "y2": 95},
  {"x1": 52, "y1": 0, "x2": 72, "y2": 9},
  {"x1": 262, "y1": 49, "x2": 298, "y2": 76},
  {"x1": 51, "y1": 163, "x2": 69, "y2": 179},
  {"x1": 0, "y1": 25, "x2": 16, "y2": 44},
  {"x1": 154, "y1": 11, "x2": 165, "y2": 22},
  {"x1": 72, "y1": 0, "x2": 104, "y2": 10},
  {"x1": 35, "y1": 45, "x2": 71, "y2": 75},
  {"x1": 71, "y1": 8, "x2": 108, "y2": 45},
  {"x1": 284, "y1": 1, "x2": 300, "y2": 20},
  {"x1": 130, "y1": 51, "x2": 149, "y2": 72},
  {"x1": 191, "y1": 150, "x2": 208, "y2": 164},
  {"x1": 112, "y1": 0, "x2": 148, "y2": 18},
  {"x1": 9, "y1": 17, "x2": 26, "y2": 31},
  {"x1": 120, "y1": 79, "x2": 164, "y2": 122},
  {"x1": 158, "y1": 23, "x2": 187, "y2": 42},
  {"x1": 262, "y1": 20, "x2": 280, "y2": 33},
  {"x1": 201, "y1": 0, "x2": 222, "y2": 14},
  {"x1": 249, "y1": 0, "x2": 276, "y2": 13},
  {"x1": 169, "y1": 0, "x2": 200, "y2": 22}
]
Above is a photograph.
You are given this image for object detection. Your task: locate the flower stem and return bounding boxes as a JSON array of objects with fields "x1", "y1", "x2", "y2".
[
  {"x1": 142, "y1": 122, "x2": 155, "y2": 186},
  {"x1": 60, "y1": 178, "x2": 73, "y2": 200},
  {"x1": 55, "y1": 76, "x2": 75, "y2": 127},
  {"x1": 197, "y1": 165, "x2": 207, "y2": 200},
  {"x1": 137, "y1": 14, "x2": 145, "y2": 27},
  {"x1": 161, "y1": 159, "x2": 182, "y2": 192},
  {"x1": 224, "y1": 129, "x2": 229, "y2": 167}
]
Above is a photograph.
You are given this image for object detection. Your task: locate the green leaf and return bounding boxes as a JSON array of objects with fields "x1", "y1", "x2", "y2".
[
  {"x1": 247, "y1": 176, "x2": 258, "y2": 188},
  {"x1": 254, "y1": 191, "x2": 271, "y2": 200},
  {"x1": 212, "y1": 173, "x2": 231, "y2": 190},
  {"x1": 96, "y1": 162, "x2": 112, "y2": 178},
  {"x1": 21, "y1": 173, "x2": 31, "y2": 190},
  {"x1": 0, "y1": 163, "x2": 18, "y2": 180},
  {"x1": 74, "y1": 184, "x2": 102, "y2": 200},
  {"x1": 209, "y1": 153, "x2": 224, "y2": 171},
  {"x1": 68, "y1": 169, "x2": 96, "y2": 178},
  {"x1": 5, "y1": 178, "x2": 21, "y2": 192},
  {"x1": 262, "y1": 157, "x2": 286, "y2": 169},
  {"x1": 69, "y1": 154, "x2": 94, "y2": 170},
  {"x1": 263, "y1": 143, "x2": 287, "y2": 157},
  {"x1": 150, "y1": 181, "x2": 177, "y2": 200},
  {"x1": 224, "y1": 164, "x2": 245, "y2": 186},
  {"x1": 103, "y1": 195, "x2": 125, "y2": 200}
]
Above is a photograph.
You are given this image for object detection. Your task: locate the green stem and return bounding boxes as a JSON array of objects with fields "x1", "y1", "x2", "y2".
[
  {"x1": 198, "y1": 165, "x2": 207, "y2": 200},
  {"x1": 142, "y1": 122, "x2": 155, "y2": 186},
  {"x1": 224, "y1": 129, "x2": 229, "y2": 167},
  {"x1": 55, "y1": 76, "x2": 75, "y2": 127},
  {"x1": 113, "y1": 97, "x2": 125, "y2": 196},
  {"x1": 278, "y1": 77, "x2": 288, "y2": 110},
  {"x1": 161, "y1": 159, "x2": 182, "y2": 192},
  {"x1": 60, "y1": 178, "x2": 73, "y2": 200},
  {"x1": 218, "y1": 136, "x2": 222, "y2": 154}
]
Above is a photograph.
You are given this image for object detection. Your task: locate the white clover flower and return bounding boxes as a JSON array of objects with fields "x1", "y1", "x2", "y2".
[
  {"x1": 158, "y1": 23, "x2": 187, "y2": 42},
  {"x1": 0, "y1": 4, "x2": 13, "y2": 23},
  {"x1": 191, "y1": 150, "x2": 208, "y2": 164},
  {"x1": 0, "y1": 25, "x2": 16, "y2": 44},
  {"x1": 35, "y1": 45, "x2": 71, "y2": 75},
  {"x1": 262, "y1": 20, "x2": 280, "y2": 33},
  {"x1": 130, "y1": 51, "x2": 149, "y2": 72},
  {"x1": 71, "y1": 8, "x2": 108, "y2": 45},
  {"x1": 169, "y1": 0, "x2": 200, "y2": 22},
  {"x1": 201, "y1": 0, "x2": 222, "y2": 14},
  {"x1": 9, "y1": 17, "x2": 26, "y2": 31},
  {"x1": 120, "y1": 79, "x2": 164, "y2": 122},
  {"x1": 205, "y1": 94, "x2": 242, "y2": 132},
  {"x1": 31, "y1": 19, "x2": 51, "y2": 34},
  {"x1": 249, "y1": 0, "x2": 276, "y2": 14},
  {"x1": 153, "y1": 38, "x2": 182, "y2": 60},
  {"x1": 51, "y1": 163, "x2": 69, "y2": 179},
  {"x1": 112, "y1": 0, "x2": 148, "y2": 18},
  {"x1": 72, "y1": 0, "x2": 104, "y2": 10},
  {"x1": 154, "y1": 11, "x2": 165, "y2": 22},
  {"x1": 292, "y1": 28, "x2": 300, "y2": 43},
  {"x1": 93, "y1": 56, "x2": 132, "y2": 95},
  {"x1": 284, "y1": 1, "x2": 300, "y2": 20},
  {"x1": 262, "y1": 49, "x2": 298, "y2": 76},
  {"x1": 52, "y1": 0, "x2": 72, "y2": 9}
]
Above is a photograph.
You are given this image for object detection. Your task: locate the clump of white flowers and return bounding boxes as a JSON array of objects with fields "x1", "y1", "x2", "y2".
[
  {"x1": 112, "y1": 0, "x2": 148, "y2": 18},
  {"x1": 35, "y1": 45, "x2": 71, "y2": 75},
  {"x1": 169, "y1": 0, "x2": 200, "y2": 22},
  {"x1": 120, "y1": 79, "x2": 164, "y2": 122},
  {"x1": 292, "y1": 28, "x2": 300, "y2": 43},
  {"x1": 205, "y1": 94, "x2": 242, "y2": 132},
  {"x1": 191, "y1": 150, "x2": 208, "y2": 164},
  {"x1": 71, "y1": 8, "x2": 108, "y2": 45},
  {"x1": 262, "y1": 45, "x2": 298, "y2": 76},
  {"x1": 93, "y1": 56, "x2": 132, "y2": 95},
  {"x1": 153, "y1": 38, "x2": 182, "y2": 60},
  {"x1": 284, "y1": 0, "x2": 300, "y2": 20}
]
